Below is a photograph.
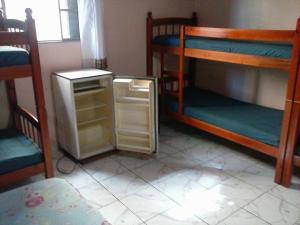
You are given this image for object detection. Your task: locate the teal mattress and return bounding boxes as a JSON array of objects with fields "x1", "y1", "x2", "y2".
[
  {"x1": 0, "y1": 46, "x2": 30, "y2": 67},
  {"x1": 153, "y1": 35, "x2": 292, "y2": 59},
  {"x1": 0, "y1": 178, "x2": 110, "y2": 225},
  {"x1": 0, "y1": 128, "x2": 42, "y2": 174},
  {"x1": 166, "y1": 87, "x2": 300, "y2": 155}
]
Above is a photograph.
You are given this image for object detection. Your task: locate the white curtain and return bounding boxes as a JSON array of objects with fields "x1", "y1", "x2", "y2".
[{"x1": 77, "y1": 0, "x2": 106, "y2": 68}]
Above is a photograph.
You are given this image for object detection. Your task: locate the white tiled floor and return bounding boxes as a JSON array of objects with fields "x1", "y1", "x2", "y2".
[{"x1": 12, "y1": 123, "x2": 300, "y2": 224}]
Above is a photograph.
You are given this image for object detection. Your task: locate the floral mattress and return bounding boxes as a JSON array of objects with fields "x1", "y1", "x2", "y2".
[{"x1": 0, "y1": 178, "x2": 111, "y2": 225}]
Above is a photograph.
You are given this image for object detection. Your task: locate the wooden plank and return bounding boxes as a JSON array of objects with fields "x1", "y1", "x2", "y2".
[
  {"x1": 288, "y1": 20, "x2": 300, "y2": 101},
  {"x1": 0, "y1": 31, "x2": 29, "y2": 45},
  {"x1": 164, "y1": 70, "x2": 189, "y2": 78},
  {"x1": 185, "y1": 48, "x2": 291, "y2": 71},
  {"x1": 178, "y1": 26, "x2": 185, "y2": 114},
  {"x1": 168, "y1": 110, "x2": 279, "y2": 158},
  {"x1": 150, "y1": 12, "x2": 197, "y2": 26},
  {"x1": 0, "y1": 163, "x2": 45, "y2": 187},
  {"x1": 26, "y1": 9, "x2": 54, "y2": 179},
  {"x1": 15, "y1": 105, "x2": 40, "y2": 128},
  {"x1": 185, "y1": 26, "x2": 295, "y2": 43},
  {"x1": 146, "y1": 12, "x2": 153, "y2": 76},
  {"x1": 153, "y1": 18, "x2": 196, "y2": 26},
  {"x1": 281, "y1": 102, "x2": 300, "y2": 186},
  {"x1": 0, "y1": 65, "x2": 32, "y2": 80},
  {"x1": 275, "y1": 101, "x2": 293, "y2": 184},
  {"x1": 152, "y1": 45, "x2": 180, "y2": 55},
  {"x1": 165, "y1": 90, "x2": 179, "y2": 98},
  {"x1": 294, "y1": 155, "x2": 300, "y2": 167}
]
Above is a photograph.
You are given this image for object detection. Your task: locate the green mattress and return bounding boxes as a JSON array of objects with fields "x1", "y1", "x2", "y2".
[
  {"x1": 165, "y1": 87, "x2": 300, "y2": 155},
  {"x1": 0, "y1": 128, "x2": 42, "y2": 174},
  {"x1": 153, "y1": 35, "x2": 292, "y2": 59},
  {"x1": 0, "y1": 46, "x2": 30, "y2": 67}
]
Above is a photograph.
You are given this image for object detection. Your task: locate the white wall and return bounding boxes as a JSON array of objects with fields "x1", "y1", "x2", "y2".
[
  {"x1": 195, "y1": 0, "x2": 300, "y2": 109},
  {"x1": 103, "y1": 0, "x2": 196, "y2": 75},
  {"x1": 15, "y1": 41, "x2": 82, "y2": 147}
]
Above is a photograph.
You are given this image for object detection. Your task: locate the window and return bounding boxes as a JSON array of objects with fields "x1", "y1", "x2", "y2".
[
  {"x1": 3, "y1": 0, "x2": 79, "y2": 42},
  {"x1": 0, "y1": 0, "x2": 5, "y2": 16}
]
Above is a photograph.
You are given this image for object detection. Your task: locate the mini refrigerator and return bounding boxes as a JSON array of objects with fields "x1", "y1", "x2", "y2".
[{"x1": 52, "y1": 69, "x2": 158, "y2": 160}]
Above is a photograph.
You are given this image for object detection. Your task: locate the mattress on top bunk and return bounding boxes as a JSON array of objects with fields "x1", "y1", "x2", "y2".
[
  {"x1": 0, "y1": 46, "x2": 30, "y2": 67},
  {"x1": 152, "y1": 35, "x2": 292, "y2": 59},
  {"x1": 166, "y1": 87, "x2": 286, "y2": 149}
]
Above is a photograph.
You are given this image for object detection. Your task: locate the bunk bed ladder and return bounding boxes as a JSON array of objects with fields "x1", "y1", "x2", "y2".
[{"x1": 160, "y1": 25, "x2": 188, "y2": 115}]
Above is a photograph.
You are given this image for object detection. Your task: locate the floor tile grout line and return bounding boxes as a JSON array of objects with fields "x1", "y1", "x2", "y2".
[
  {"x1": 212, "y1": 205, "x2": 243, "y2": 225},
  {"x1": 77, "y1": 162, "x2": 149, "y2": 223},
  {"x1": 266, "y1": 187, "x2": 300, "y2": 210},
  {"x1": 123, "y1": 163, "x2": 214, "y2": 224},
  {"x1": 213, "y1": 190, "x2": 270, "y2": 225},
  {"x1": 230, "y1": 171, "x2": 276, "y2": 193},
  {"x1": 242, "y1": 207, "x2": 272, "y2": 225},
  {"x1": 240, "y1": 191, "x2": 274, "y2": 225}
]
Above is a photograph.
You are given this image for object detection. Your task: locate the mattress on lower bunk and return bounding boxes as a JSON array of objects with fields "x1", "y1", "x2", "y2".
[
  {"x1": 0, "y1": 128, "x2": 42, "y2": 174},
  {"x1": 0, "y1": 46, "x2": 30, "y2": 67},
  {"x1": 152, "y1": 35, "x2": 292, "y2": 59},
  {"x1": 0, "y1": 178, "x2": 110, "y2": 225},
  {"x1": 166, "y1": 87, "x2": 289, "y2": 150}
]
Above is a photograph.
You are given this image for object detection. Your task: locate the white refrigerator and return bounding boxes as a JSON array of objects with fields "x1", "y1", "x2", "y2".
[{"x1": 52, "y1": 69, "x2": 158, "y2": 160}]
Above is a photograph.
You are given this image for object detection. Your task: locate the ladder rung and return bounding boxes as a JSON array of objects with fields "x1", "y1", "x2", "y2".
[
  {"x1": 160, "y1": 77, "x2": 177, "y2": 83},
  {"x1": 163, "y1": 70, "x2": 189, "y2": 79},
  {"x1": 165, "y1": 91, "x2": 179, "y2": 98},
  {"x1": 164, "y1": 71, "x2": 180, "y2": 78}
]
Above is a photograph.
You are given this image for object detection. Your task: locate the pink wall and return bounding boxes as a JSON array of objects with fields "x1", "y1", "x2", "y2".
[{"x1": 15, "y1": 41, "x2": 82, "y2": 148}]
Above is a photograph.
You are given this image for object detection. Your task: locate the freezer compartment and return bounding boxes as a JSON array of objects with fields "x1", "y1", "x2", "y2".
[
  {"x1": 73, "y1": 79, "x2": 109, "y2": 93},
  {"x1": 74, "y1": 87, "x2": 109, "y2": 110}
]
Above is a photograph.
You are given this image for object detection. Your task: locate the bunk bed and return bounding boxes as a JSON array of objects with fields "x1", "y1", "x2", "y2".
[
  {"x1": 0, "y1": 9, "x2": 53, "y2": 187},
  {"x1": 146, "y1": 12, "x2": 300, "y2": 186}
]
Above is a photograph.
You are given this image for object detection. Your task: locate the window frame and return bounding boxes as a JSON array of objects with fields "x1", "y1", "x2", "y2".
[
  {"x1": 58, "y1": 0, "x2": 80, "y2": 41},
  {"x1": 0, "y1": 0, "x2": 6, "y2": 17},
  {"x1": 1, "y1": 0, "x2": 80, "y2": 42}
]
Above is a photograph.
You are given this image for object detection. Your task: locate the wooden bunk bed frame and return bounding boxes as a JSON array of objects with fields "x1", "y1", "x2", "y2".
[
  {"x1": 146, "y1": 12, "x2": 300, "y2": 186},
  {"x1": 0, "y1": 9, "x2": 53, "y2": 187}
]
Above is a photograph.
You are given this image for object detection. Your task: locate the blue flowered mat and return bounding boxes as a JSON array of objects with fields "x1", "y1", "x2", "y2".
[{"x1": 0, "y1": 178, "x2": 111, "y2": 225}]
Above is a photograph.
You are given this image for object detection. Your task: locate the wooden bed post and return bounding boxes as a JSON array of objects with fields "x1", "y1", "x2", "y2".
[
  {"x1": 281, "y1": 104, "x2": 300, "y2": 186},
  {"x1": 25, "y1": 8, "x2": 53, "y2": 178},
  {"x1": 178, "y1": 25, "x2": 185, "y2": 115},
  {"x1": 146, "y1": 12, "x2": 153, "y2": 76},
  {"x1": 188, "y1": 12, "x2": 198, "y2": 88},
  {"x1": 280, "y1": 18, "x2": 300, "y2": 186}
]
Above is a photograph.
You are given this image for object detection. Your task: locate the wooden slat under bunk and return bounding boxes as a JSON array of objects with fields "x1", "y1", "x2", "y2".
[
  {"x1": 183, "y1": 26, "x2": 294, "y2": 71},
  {"x1": 152, "y1": 28, "x2": 294, "y2": 71},
  {"x1": 0, "y1": 15, "x2": 33, "y2": 80},
  {"x1": 0, "y1": 65, "x2": 33, "y2": 80},
  {"x1": 168, "y1": 111, "x2": 279, "y2": 158}
]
